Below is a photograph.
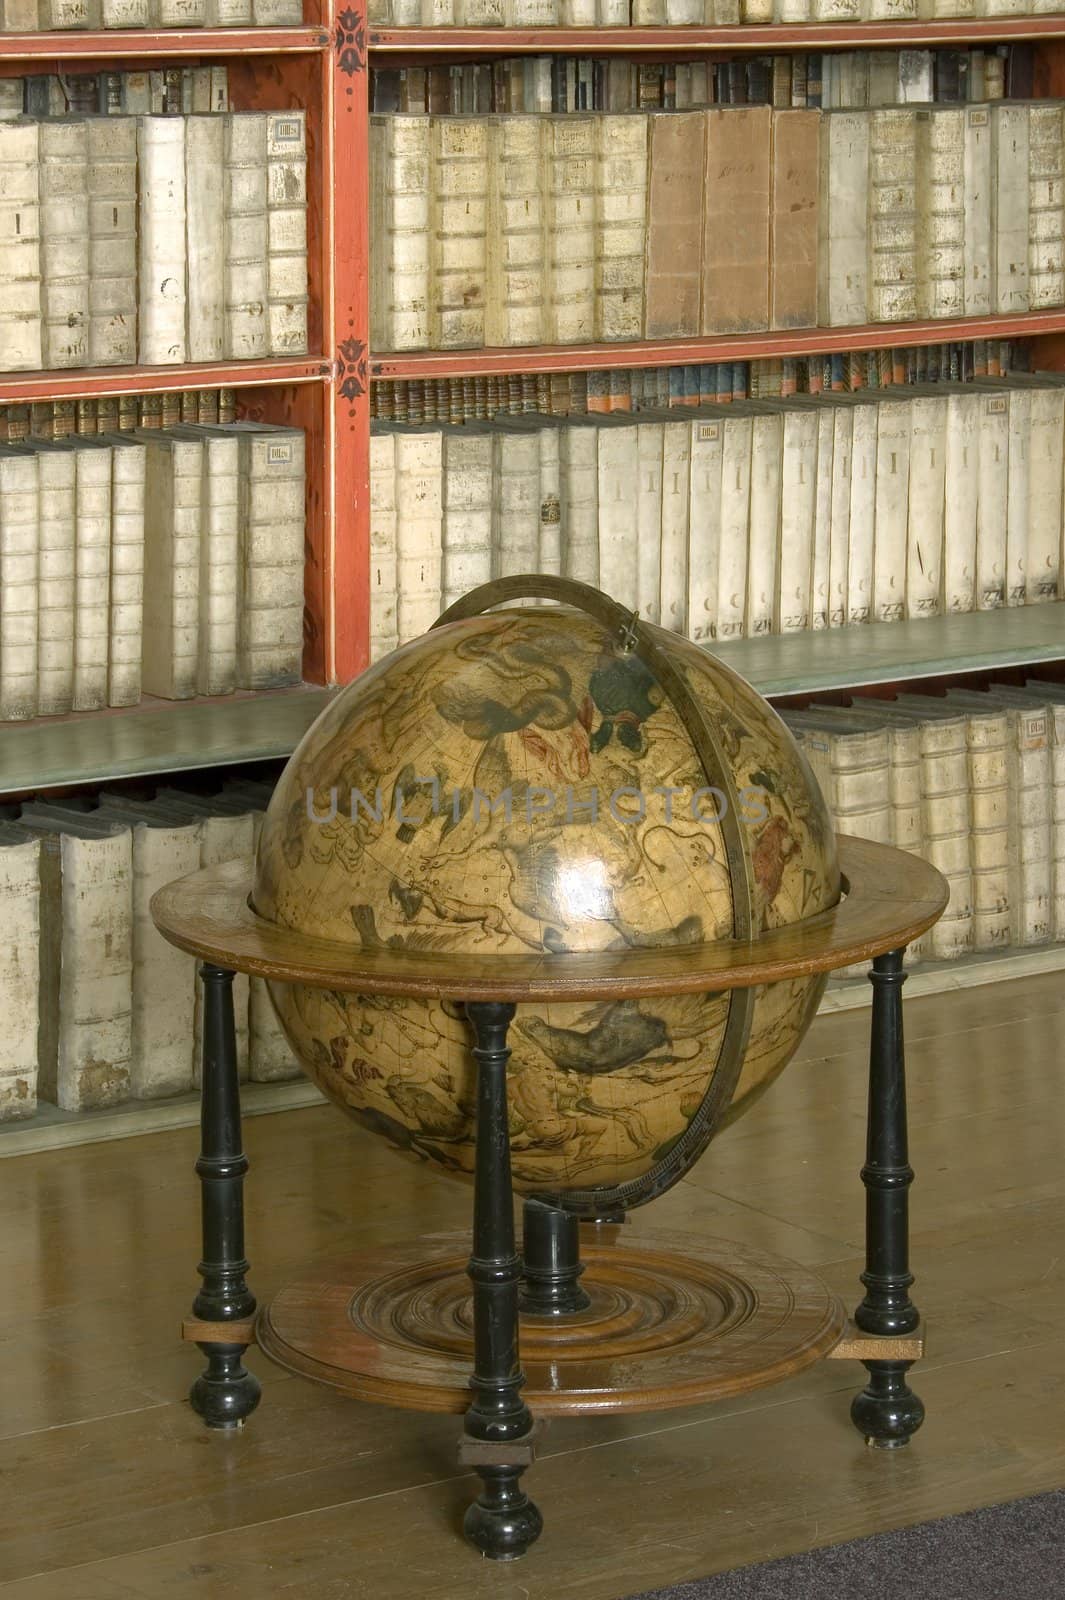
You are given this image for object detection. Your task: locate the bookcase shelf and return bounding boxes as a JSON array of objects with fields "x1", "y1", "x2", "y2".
[
  {"x1": 0, "y1": 686, "x2": 336, "y2": 797},
  {"x1": 0, "y1": 356, "x2": 331, "y2": 405},
  {"x1": 372, "y1": 310, "x2": 1065, "y2": 381},
  {"x1": 369, "y1": 16, "x2": 1065, "y2": 53},
  {"x1": 0, "y1": 24, "x2": 329, "y2": 60}
]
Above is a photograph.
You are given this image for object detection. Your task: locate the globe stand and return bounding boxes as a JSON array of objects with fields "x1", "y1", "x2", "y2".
[{"x1": 158, "y1": 836, "x2": 946, "y2": 1559}]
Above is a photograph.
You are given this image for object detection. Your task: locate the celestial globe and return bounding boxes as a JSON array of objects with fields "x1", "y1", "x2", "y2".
[{"x1": 253, "y1": 586, "x2": 840, "y2": 1215}]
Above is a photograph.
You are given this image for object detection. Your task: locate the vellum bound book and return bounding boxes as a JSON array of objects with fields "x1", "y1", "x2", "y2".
[
  {"x1": 0, "y1": 121, "x2": 42, "y2": 372},
  {"x1": 138, "y1": 116, "x2": 186, "y2": 365},
  {"x1": 0, "y1": 826, "x2": 40, "y2": 1120},
  {"x1": 87, "y1": 117, "x2": 138, "y2": 367},
  {"x1": 223, "y1": 112, "x2": 268, "y2": 361},
  {"x1": 39, "y1": 119, "x2": 89, "y2": 370},
  {"x1": 266, "y1": 111, "x2": 309, "y2": 356}
]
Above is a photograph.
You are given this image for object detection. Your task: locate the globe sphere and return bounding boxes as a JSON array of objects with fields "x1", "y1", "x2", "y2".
[{"x1": 254, "y1": 602, "x2": 840, "y2": 1213}]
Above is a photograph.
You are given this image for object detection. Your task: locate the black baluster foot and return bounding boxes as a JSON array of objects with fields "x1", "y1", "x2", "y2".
[
  {"x1": 462, "y1": 1001, "x2": 542, "y2": 1560},
  {"x1": 520, "y1": 1199, "x2": 591, "y2": 1316},
  {"x1": 851, "y1": 948, "x2": 923, "y2": 1451},
  {"x1": 191, "y1": 963, "x2": 261, "y2": 1431}
]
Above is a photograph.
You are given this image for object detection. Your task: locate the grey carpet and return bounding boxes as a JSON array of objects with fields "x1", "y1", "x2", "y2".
[{"x1": 624, "y1": 1489, "x2": 1065, "y2": 1600}]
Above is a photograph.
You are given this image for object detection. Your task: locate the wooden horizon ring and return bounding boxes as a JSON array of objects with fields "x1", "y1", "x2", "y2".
[
  {"x1": 255, "y1": 1229, "x2": 848, "y2": 1416},
  {"x1": 151, "y1": 834, "x2": 948, "y2": 1001}
]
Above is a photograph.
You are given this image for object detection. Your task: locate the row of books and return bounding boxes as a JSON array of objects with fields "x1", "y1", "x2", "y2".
[
  {"x1": 371, "y1": 340, "x2": 1021, "y2": 423},
  {"x1": 0, "y1": 782, "x2": 299, "y2": 1124},
  {"x1": 368, "y1": 376, "x2": 1065, "y2": 660},
  {"x1": 0, "y1": 422, "x2": 305, "y2": 724},
  {"x1": 0, "y1": 388, "x2": 239, "y2": 440},
  {"x1": 0, "y1": 110, "x2": 308, "y2": 372},
  {"x1": 370, "y1": 101, "x2": 1065, "y2": 353},
  {"x1": 368, "y1": 0, "x2": 1065, "y2": 25},
  {"x1": 0, "y1": 0, "x2": 299, "y2": 29},
  {"x1": 372, "y1": 46, "x2": 1032, "y2": 116},
  {"x1": 787, "y1": 685, "x2": 1065, "y2": 963},
  {"x1": 0, "y1": 65, "x2": 230, "y2": 119}
]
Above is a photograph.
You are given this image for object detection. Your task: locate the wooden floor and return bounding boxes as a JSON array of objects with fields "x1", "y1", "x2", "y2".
[{"x1": 3, "y1": 973, "x2": 1064, "y2": 1598}]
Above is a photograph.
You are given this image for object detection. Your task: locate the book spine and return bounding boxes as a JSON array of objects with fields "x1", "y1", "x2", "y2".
[
  {"x1": 492, "y1": 428, "x2": 540, "y2": 579},
  {"x1": 594, "y1": 114, "x2": 647, "y2": 344},
  {"x1": 369, "y1": 430, "x2": 399, "y2": 661},
  {"x1": 559, "y1": 424, "x2": 598, "y2": 586},
  {"x1": 847, "y1": 403, "x2": 876, "y2": 625},
  {"x1": 818, "y1": 110, "x2": 869, "y2": 326},
  {"x1": 687, "y1": 416, "x2": 722, "y2": 643},
  {"x1": 108, "y1": 442, "x2": 146, "y2": 709},
  {"x1": 827, "y1": 407, "x2": 851, "y2": 627},
  {"x1": 141, "y1": 440, "x2": 201, "y2": 700},
  {"x1": 991, "y1": 103, "x2": 1030, "y2": 315},
  {"x1": 776, "y1": 408, "x2": 818, "y2": 633},
  {"x1": 185, "y1": 116, "x2": 226, "y2": 364},
  {"x1": 746, "y1": 413, "x2": 782, "y2": 638},
  {"x1": 702, "y1": 106, "x2": 771, "y2": 335},
  {"x1": 868, "y1": 107, "x2": 918, "y2": 323},
  {"x1": 716, "y1": 414, "x2": 752, "y2": 640},
  {"x1": 544, "y1": 116, "x2": 596, "y2": 346},
  {"x1": 429, "y1": 117, "x2": 488, "y2": 350},
  {"x1": 0, "y1": 453, "x2": 38, "y2": 721},
  {"x1": 965, "y1": 711, "x2": 1011, "y2": 951},
  {"x1": 872, "y1": 398, "x2": 910, "y2": 623},
  {"x1": 394, "y1": 429, "x2": 444, "y2": 641},
  {"x1": 1027, "y1": 102, "x2": 1064, "y2": 312},
  {"x1": 536, "y1": 424, "x2": 561, "y2": 576},
  {"x1": 963, "y1": 106, "x2": 993, "y2": 316},
  {"x1": 1026, "y1": 387, "x2": 1064, "y2": 603},
  {"x1": 643, "y1": 111, "x2": 703, "y2": 339},
  {"x1": 39, "y1": 120, "x2": 89, "y2": 370},
  {"x1": 770, "y1": 108, "x2": 820, "y2": 330},
  {"x1": 87, "y1": 117, "x2": 138, "y2": 368},
  {"x1": 102, "y1": 0, "x2": 148, "y2": 24},
  {"x1": 658, "y1": 420, "x2": 690, "y2": 631},
  {"x1": 266, "y1": 110, "x2": 309, "y2": 357},
  {"x1": 72, "y1": 445, "x2": 112, "y2": 713},
  {"x1": 1007, "y1": 708, "x2": 1052, "y2": 946},
  {"x1": 976, "y1": 390, "x2": 1008, "y2": 611},
  {"x1": 485, "y1": 117, "x2": 545, "y2": 349},
  {"x1": 635, "y1": 420, "x2": 663, "y2": 624},
  {"x1": 237, "y1": 428, "x2": 305, "y2": 689},
  {"x1": 223, "y1": 113, "x2": 268, "y2": 361},
  {"x1": 34, "y1": 449, "x2": 76, "y2": 716},
  {"x1": 1048, "y1": 704, "x2": 1065, "y2": 940},
  {"x1": 198, "y1": 434, "x2": 239, "y2": 696},
  {"x1": 57, "y1": 829, "x2": 133, "y2": 1112},
  {"x1": 138, "y1": 117, "x2": 187, "y2": 365},
  {"x1": 372, "y1": 116, "x2": 431, "y2": 352},
  {"x1": 129, "y1": 823, "x2": 199, "y2": 1097},
  {"x1": 0, "y1": 835, "x2": 39, "y2": 1120},
  {"x1": 443, "y1": 430, "x2": 492, "y2": 607},
  {"x1": 916, "y1": 106, "x2": 965, "y2": 319},
  {"x1": 905, "y1": 395, "x2": 946, "y2": 619},
  {"x1": 1005, "y1": 389, "x2": 1030, "y2": 608},
  {"x1": 809, "y1": 408, "x2": 833, "y2": 631},
  {"x1": 920, "y1": 719, "x2": 974, "y2": 961}
]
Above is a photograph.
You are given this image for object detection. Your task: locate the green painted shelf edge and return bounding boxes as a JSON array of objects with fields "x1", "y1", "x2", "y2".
[
  {"x1": 0, "y1": 685, "x2": 337, "y2": 797},
  {"x1": 709, "y1": 601, "x2": 1065, "y2": 697}
]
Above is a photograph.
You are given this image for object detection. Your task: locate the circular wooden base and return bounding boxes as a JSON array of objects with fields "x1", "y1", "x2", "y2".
[{"x1": 257, "y1": 1229, "x2": 846, "y2": 1416}]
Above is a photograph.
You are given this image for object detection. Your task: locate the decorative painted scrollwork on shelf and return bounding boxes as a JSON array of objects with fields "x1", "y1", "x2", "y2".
[
  {"x1": 335, "y1": 7, "x2": 366, "y2": 74},
  {"x1": 337, "y1": 337, "x2": 368, "y2": 402}
]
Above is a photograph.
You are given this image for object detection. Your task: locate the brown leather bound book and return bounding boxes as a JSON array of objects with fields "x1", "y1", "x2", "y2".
[
  {"x1": 770, "y1": 108, "x2": 820, "y2": 331},
  {"x1": 702, "y1": 105, "x2": 771, "y2": 335},
  {"x1": 643, "y1": 110, "x2": 705, "y2": 340}
]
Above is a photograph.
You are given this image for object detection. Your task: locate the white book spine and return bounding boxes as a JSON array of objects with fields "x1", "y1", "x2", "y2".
[
  {"x1": 916, "y1": 106, "x2": 965, "y2": 319},
  {"x1": 108, "y1": 442, "x2": 146, "y2": 710},
  {"x1": 1004, "y1": 389, "x2": 1030, "y2": 607},
  {"x1": 545, "y1": 117, "x2": 596, "y2": 345},
  {"x1": 369, "y1": 430, "x2": 399, "y2": 662},
  {"x1": 141, "y1": 439, "x2": 201, "y2": 701},
  {"x1": 39, "y1": 120, "x2": 89, "y2": 370},
  {"x1": 828, "y1": 407, "x2": 852, "y2": 627},
  {"x1": 1028, "y1": 102, "x2": 1065, "y2": 311},
  {"x1": 492, "y1": 429, "x2": 540, "y2": 580},
  {"x1": 942, "y1": 390, "x2": 979, "y2": 612},
  {"x1": 657, "y1": 421, "x2": 689, "y2": 632},
  {"x1": 1007, "y1": 708, "x2": 1052, "y2": 946},
  {"x1": 57, "y1": 829, "x2": 133, "y2": 1112},
  {"x1": 0, "y1": 834, "x2": 39, "y2": 1119},
  {"x1": 746, "y1": 414, "x2": 782, "y2": 639},
  {"x1": 197, "y1": 434, "x2": 239, "y2": 697},
  {"x1": 0, "y1": 122, "x2": 39, "y2": 372},
  {"x1": 594, "y1": 114, "x2": 648, "y2": 344},
  {"x1": 251, "y1": 0, "x2": 301, "y2": 18},
  {"x1": 868, "y1": 108, "x2": 918, "y2": 323},
  {"x1": 485, "y1": 117, "x2": 545, "y2": 350},
  {"x1": 818, "y1": 111, "x2": 869, "y2": 326},
  {"x1": 371, "y1": 116, "x2": 431, "y2": 352},
  {"x1": 185, "y1": 116, "x2": 225, "y2": 364},
  {"x1": 965, "y1": 711, "x2": 1011, "y2": 951},
  {"x1": 872, "y1": 399, "x2": 910, "y2": 624},
  {"x1": 266, "y1": 110, "x2": 309, "y2": 357},
  {"x1": 1026, "y1": 387, "x2": 1064, "y2": 602},
  {"x1": 536, "y1": 425, "x2": 561, "y2": 577},
  {"x1": 394, "y1": 428, "x2": 444, "y2": 641},
  {"x1": 102, "y1": 0, "x2": 149, "y2": 19},
  {"x1": 0, "y1": 452, "x2": 38, "y2": 721},
  {"x1": 810, "y1": 409, "x2": 833, "y2": 631},
  {"x1": 129, "y1": 822, "x2": 200, "y2": 1097},
  {"x1": 34, "y1": 448, "x2": 75, "y2": 717},
  {"x1": 716, "y1": 414, "x2": 752, "y2": 640},
  {"x1": 237, "y1": 426, "x2": 305, "y2": 690},
  {"x1": 635, "y1": 421, "x2": 663, "y2": 624},
  {"x1": 919, "y1": 719, "x2": 973, "y2": 961},
  {"x1": 222, "y1": 113, "x2": 268, "y2": 362},
  {"x1": 193, "y1": 814, "x2": 251, "y2": 1082},
  {"x1": 560, "y1": 424, "x2": 598, "y2": 586},
  {"x1": 443, "y1": 430, "x2": 492, "y2": 608},
  {"x1": 963, "y1": 107, "x2": 993, "y2": 316},
  {"x1": 1046, "y1": 703, "x2": 1065, "y2": 939},
  {"x1": 847, "y1": 402, "x2": 877, "y2": 625},
  {"x1": 776, "y1": 409, "x2": 817, "y2": 635},
  {"x1": 72, "y1": 445, "x2": 112, "y2": 714},
  {"x1": 991, "y1": 103, "x2": 1030, "y2": 314},
  {"x1": 598, "y1": 423, "x2": 640, "y2": 613},
  {"x1": 138, "y1": 117, "x2": 187, "y2": 365},
  {"x1": 905, "y1": 396, "x2": 946, "y2": 619},
  {"x1": 429, "y1": 117, "x2": 488, "y2": 351},
  {"x1": 976, "y1": 391, "x2": 1008, "y2": 611},
  {"x1": 687, "y1": 416, "x2": 722, "y2": 645},
  {"x1": 87, "y1": 117, "x2": 137, "y2": 368},
  {"x1": 151, "y1": 0, "x2": 206, "y2": 24}
]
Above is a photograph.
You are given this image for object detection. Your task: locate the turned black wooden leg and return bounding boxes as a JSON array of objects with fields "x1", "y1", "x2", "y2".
[
  {"x1": 520, "y1": 1199, "x2": 591, "y2": 1315},
  {"x1": 190, "y1": 963, "x2": 261, "y2": 1431},
  {"x1": 851, "y1": 947, "x2": 924, "y2": 1450},
  {"x1": 461, "y1": 1001, "x2": 543, "y2": 1560}
]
